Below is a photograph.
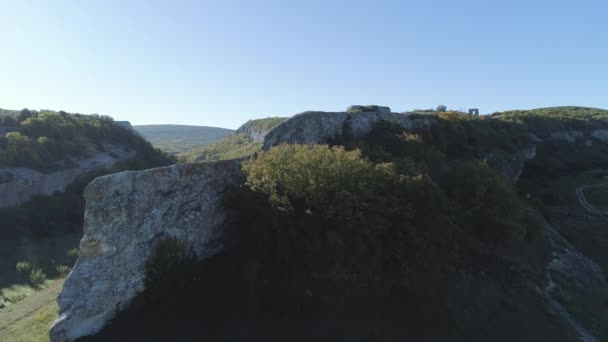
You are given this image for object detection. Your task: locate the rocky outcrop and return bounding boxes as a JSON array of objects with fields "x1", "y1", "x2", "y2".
[
  {"x1": 0, "y1": 146, "x2": 135, "y2": 208},
  {"x1": 262, "y1": 110, "x2": 435, "y2": 150},
  {"x1": 113, "y1": 121, "x2": 135, "y2": 132},
  {"x1": 50, "y1": 160, "x2": 243, "y2": 342},
  {"x1": 236, "y1": 118, "x2": 288, "y2": 143},
  {"x1": 591, "y1": 129, "x2": 608, "y2": 143},
  {"x1": 549, "y1": 130, "x2": 583, "y2": 143},
  {"x1": 487, "y1": 146, "x2": 537, "y2": 182},
  {"x1": 236, "y1": 124, "x2": 270, "y2": 143}
]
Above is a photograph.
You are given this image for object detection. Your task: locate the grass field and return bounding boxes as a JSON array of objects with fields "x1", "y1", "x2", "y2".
[{"x1": 0, "y1": 279, "x2": 62, "y2": 342}]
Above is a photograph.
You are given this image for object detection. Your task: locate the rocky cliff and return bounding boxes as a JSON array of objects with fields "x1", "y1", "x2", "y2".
[
  {"x1": 0, "y1": 146, "x2": 135, "y2": 208},
  {"x1": 236, "y1": 117, "x2": 288, "y2": 143},
  {"x1": 50, "y1": 160, "x2": 243, "y2": 341},
  {"x1": 262, "y1": 109, "x2": 435, "y2": 150},
  {"x1": 51, "y1": 106, "x2": 607, "y2": 341}
]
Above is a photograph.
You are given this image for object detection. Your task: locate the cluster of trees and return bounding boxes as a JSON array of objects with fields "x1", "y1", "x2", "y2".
[
  {"x1": 0, "y1": 109, "x2": 171, "y2": 171},
  {"x1": 225, "y1": 137, "x2": 525, "y2": 288}
]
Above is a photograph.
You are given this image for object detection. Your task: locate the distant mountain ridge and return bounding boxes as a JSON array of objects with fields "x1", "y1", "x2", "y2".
[{"x1": 133, "y1": 124, "x2": 233, "y2": 155}]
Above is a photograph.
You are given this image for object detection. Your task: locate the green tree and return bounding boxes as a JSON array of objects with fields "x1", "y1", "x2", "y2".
[{"x1": 1, "y1": 115, "x2": 17, "y2": 126}]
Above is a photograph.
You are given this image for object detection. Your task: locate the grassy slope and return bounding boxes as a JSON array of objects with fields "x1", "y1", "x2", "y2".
[
  {"x1": 179, "y1": 117, "x2": 288, "y2": 162},
  {"x1": 179, "y1": 134, "x2": 261, "y2": 162},
  {"x1": 0, "y1": 279, "x2": 62, "y2": 342},
  {"x1": 133, "y1": 125, "x2": 234, "y2": 154},
  {"x1": 497, "y1": 106, "x2": 608, "y2": 132}
]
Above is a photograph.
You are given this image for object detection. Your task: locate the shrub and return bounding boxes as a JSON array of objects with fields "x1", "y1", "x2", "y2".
[
  {"x1": 440, "y1": 161, "x2": 523, "y2": 242},
  {"x1": 16, "y1": 261, "x2": 32, "y2": 274},
  {"x1": 29, "y1": 268, "x2": 47, "y2": 287},
  {"x1": 56, "y1": 264, "x2": 71, "y2": 277},
  {"x1": 240, "y1": 144, "x2": 448, "y2": 278},
  {"x1": 67, "y1": 248, "x2": 79, "y2": 259}
]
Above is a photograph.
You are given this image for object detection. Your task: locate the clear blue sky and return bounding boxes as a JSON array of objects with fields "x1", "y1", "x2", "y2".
[{"x1": 0, "y1": 0, "x2": 606, "y2": 129}]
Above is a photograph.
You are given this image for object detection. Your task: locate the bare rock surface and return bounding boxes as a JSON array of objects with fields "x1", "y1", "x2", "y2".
[
  {"x1": 0, "y1": 146, "x2": 135, "y2": 208},
  {"x1": 49, "y1": 160, "x2": 243, "y2": 342},
  {"x1": 263, "y1": 110, "x2": 435, "y2": 150},
  {"x1": 591, "y1": 129, "x2": 608, "y2": 142}
]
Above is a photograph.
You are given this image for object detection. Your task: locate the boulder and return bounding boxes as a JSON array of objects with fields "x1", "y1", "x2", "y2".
[{"x1": 49, "y1": 160, "x2": 243, "y2": 342}]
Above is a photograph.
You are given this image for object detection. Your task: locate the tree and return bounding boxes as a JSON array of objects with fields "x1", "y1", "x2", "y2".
[
  {"x1": 436, "y1": 105, "x2": 447, "y2": 112},
  {"x1": 1, "y1": 115, "x2": 17, "y2": 127},
  {"x1": 240, "y1": 144, "x2": 446, "y2": 276},
  {"x1": 18, "y1": 108, "x2": 33, "y2": 123}
]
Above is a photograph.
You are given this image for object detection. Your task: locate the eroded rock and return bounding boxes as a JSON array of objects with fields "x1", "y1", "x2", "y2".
[
  {"x1": 262, "y1": 109, "x2": 435, "y2": 150},
  {"x1": 49, "y1": 160, "x2": 243, "y2": 342},
  {"x1": 0, "y1": 146, "x2": 136, "y2": 208}
]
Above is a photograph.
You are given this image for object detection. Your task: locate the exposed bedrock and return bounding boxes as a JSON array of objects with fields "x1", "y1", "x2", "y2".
[{"x1": 50, "y1": 160, "x2": 243, "y2": 341}]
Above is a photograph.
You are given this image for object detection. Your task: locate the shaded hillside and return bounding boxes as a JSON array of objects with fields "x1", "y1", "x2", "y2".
[{"x1": 134, "y1": 125, "x2": 233, "y2": 155}]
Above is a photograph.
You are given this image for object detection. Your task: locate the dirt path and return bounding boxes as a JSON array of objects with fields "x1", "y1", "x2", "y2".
[{"x1": 0, "y1": 279, "x2": 62, "y2": 332}]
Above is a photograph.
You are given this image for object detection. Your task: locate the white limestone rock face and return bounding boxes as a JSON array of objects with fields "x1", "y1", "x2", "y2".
[
  {"x1": 262, "y1": 110, "x2": 435, "y2": 150},
  {"x1": 591, "y1": 129, "x2": 608, "y2": 142},
  {"x1": 236, "y1": 121, "x2": 278, "y2": 143},
  {"x1": 549, "y1": 130, "x2": 583, "y2": 143},
  {"x1": 49, "y1": 160, "x2": 243, "y2": 342},
  {"x1": 262, "y1": 111, "x2": 348, "y2": 149},
  {"x1": 488, "y1": 146, "x2": 537, "y2": 182},
  {"x1": 0, "y1": 146, "x2": 135, "y2": 208}
]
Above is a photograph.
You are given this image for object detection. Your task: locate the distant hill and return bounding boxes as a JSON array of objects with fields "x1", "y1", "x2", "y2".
[
  {"x1": 133, "y1": 125, "x2": 234, "y2": 155},
  {"x1": 179, "y1": 117, "x2": 288, "y2": 162}
]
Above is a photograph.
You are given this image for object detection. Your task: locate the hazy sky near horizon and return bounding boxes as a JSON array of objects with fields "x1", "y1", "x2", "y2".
[{"x1": 1, "y1": 0, "x2": 606, "y2": 129}]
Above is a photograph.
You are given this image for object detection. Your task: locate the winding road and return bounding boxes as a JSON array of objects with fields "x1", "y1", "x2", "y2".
[{"x1": 575, "y1": 184, "x2": 608, "y2": 217}]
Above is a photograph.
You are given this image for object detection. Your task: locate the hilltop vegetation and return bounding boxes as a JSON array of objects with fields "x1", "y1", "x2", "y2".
[
  {"x1": 133, "y1": 125, "x2": 233, "y2": 155},
  {"x1": 496, "y1": 106, "x2": 608, "y2": 133},
  {"x1": 0, "y1": 109, "x2": 171, "y2": 171},
  {"x1": 180, "y1": 134, "x2": 261, "y2": 162}
]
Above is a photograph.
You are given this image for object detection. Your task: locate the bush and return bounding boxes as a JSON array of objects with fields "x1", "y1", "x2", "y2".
[
  {"x1": 29, "y1": 268, "x2": 47, "y2": 287},
  {"x1": 240, "y1": 144, "x2": 448, "y2": 278},
  {"x1": 16, "y1": 261, "x2": 32, "y2": 274},
  {"x1": 440, "y1": 161, "x2": 523, "y2": 242},
  {"x1": 67, "y1": 248, "x2": 79, "y2": 259},
  {"x1": 56, "y1": 264, "x2": 71, "y2": 277}
]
